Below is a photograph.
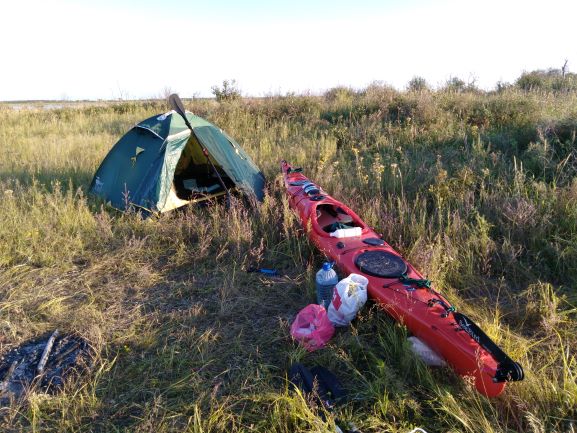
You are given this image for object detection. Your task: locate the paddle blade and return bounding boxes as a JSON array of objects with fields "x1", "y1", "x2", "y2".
[
  {"x1": 168, "y1": 93, "x2": 185, "y2": 116},
  {"x1": 168, "y1": 93, "x2": 193, "y2": 130}
]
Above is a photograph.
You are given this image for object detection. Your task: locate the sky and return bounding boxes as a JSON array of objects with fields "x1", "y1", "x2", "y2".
[{"x1": 0, "y1": 0, "x2": 575, "y2": 101}]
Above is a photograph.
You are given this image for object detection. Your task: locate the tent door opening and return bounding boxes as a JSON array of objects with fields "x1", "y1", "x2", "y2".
[{"x1": 171, "y1": 134, "x2": 234, "y2": 202}]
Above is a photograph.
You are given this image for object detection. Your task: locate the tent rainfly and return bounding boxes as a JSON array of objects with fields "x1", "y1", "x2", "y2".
[{"x1": 89, "y1": 111, "x2": 265, "y2": 213}]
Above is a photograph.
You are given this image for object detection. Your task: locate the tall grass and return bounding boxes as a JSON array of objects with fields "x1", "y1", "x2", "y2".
[{"x1": 0, "y1": 86, "x2": 576, "y2": 431}]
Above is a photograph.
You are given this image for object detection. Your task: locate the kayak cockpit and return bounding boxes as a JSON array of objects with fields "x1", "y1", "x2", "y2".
[{"x1": 313, "y1": 203, "x2": 366, "y2": 235}]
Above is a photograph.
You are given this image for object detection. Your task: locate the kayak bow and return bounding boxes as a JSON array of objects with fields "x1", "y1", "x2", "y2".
[{"x1": 281, "y1": 160, "x2": 523, "y2": 397}]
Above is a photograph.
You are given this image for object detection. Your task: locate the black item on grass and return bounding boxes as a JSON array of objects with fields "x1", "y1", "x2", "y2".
[{"x1": 288, "y1": 363, "x2": 361, "y2": 433}]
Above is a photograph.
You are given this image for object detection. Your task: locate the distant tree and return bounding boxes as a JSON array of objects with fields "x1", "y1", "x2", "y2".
[
  {"x1": 407, "y1": 76, "x2": 429, "y2": 92},
  {"x1": 324, "y1": 86, "x2": 356, "y2": 103},
  {"x1": 516, "y1": 67, "x2": 577, "y2": 92},
  {"x1": 464, "y1": 76, "x2": 480, "y2": 93},
  {"x1": 495, "y1": 80, "x2": 511, "y2": 93},
  {"x1": 443, "y1": 76, "x2": 467, "y2": 93},
  {"x1": 516, "y1": 71, "x2": 546, "y2": 91},
  {"x1": 359, "y1": 81, "x2": 397, "y2": 101},
  {"x1": 211, "y1": 79, "x2": 241, "y2": 102},
  {"x1": 561, "y1": 59, "x2": 568, "y2": 78}
]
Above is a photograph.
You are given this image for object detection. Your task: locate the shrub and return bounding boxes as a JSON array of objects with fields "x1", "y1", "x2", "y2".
[
  {"x1": 407, "y1": 76, "x2": 430, "y2": 92},
  {"x1": 324, "y1": 86, "x2": 356, "y2": 104},
  {"x1": 211, "y1": 79, "x2": 241, "y2": 102},
  {"x1": 516, "y1": 69, "x2": 577, "y2": 92},
  {"x1": 443, "y1": 76, "x2": 467, "y2": 93}
]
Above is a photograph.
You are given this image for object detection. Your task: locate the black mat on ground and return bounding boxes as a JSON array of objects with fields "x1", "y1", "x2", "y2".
[{"x1": 355, "y1": 250, "x2": 407, "y2": 278}]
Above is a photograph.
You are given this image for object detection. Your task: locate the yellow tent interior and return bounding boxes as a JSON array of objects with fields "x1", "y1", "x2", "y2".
[{"x1": 162, "y1": 133, "x2": 232, "y2": 212}]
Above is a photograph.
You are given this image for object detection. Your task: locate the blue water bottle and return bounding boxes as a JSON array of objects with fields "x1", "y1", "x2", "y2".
[{"x1": 316, "y1": 262, "x2": 339, "y2": 309}]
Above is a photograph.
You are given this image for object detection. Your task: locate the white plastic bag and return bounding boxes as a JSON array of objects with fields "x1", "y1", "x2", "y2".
[
  {"x1": 407, "y1": 336, "x2": 447, "y2": 367},
  {"x1": 327, "y1": 273, "x2": 368, "y2": 326}
]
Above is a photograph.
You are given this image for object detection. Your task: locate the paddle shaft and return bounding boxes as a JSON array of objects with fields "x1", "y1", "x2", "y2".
[{"x1": 168, "y1": 94, "x2": 230, "y2": 199}]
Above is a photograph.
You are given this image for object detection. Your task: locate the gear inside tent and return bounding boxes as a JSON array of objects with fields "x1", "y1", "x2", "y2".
[{"x1": 89, "y1": 110, "x2": 265, "y2": 213}]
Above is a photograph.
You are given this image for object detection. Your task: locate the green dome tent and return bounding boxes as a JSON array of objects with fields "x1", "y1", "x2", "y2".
[{"x1": 89, "y1": 110, "x2": 265, "y2": 213}]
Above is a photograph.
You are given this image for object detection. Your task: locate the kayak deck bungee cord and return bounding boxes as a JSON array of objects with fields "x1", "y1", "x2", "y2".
[{"x1": 281, "y1": 160, "x2": 523, "y2": 397}]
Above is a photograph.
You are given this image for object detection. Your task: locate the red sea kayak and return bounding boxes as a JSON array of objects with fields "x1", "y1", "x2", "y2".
[{"x1": 281, "y1": 161, "x2": 523, "y2": 397}]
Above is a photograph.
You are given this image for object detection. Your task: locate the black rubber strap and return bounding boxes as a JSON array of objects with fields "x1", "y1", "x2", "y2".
[
  {"x1": 400, "y1": 274, "x2": 431, "y2": 289},
  {"x1": 453, "y1": 312, "x2": 524, "y2": 382},
  {"x1": 287, "y1": 167, "x2": 303, "y2": 173}
]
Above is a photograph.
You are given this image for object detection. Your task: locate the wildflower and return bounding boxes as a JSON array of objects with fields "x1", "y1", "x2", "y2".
[{"x1": 373, "y1": 162, "x2": 385, "y2": 174}]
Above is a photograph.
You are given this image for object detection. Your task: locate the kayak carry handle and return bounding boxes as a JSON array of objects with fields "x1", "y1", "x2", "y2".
[
  {"x1": 427, "y1": 298, "x2": 455, "y2": 318},
  {"x1": 493, "y1": 360, "x2": 525, "y2": 383}
]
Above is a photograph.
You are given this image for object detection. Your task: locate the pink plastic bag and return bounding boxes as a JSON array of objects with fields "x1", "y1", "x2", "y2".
[{"x1": 290, "y1": 304, "x2": 335, "y2": 352}]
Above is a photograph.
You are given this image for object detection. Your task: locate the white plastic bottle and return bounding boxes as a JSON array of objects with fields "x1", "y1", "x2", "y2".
[
  {"x1": 315, "y1": 262, "x2": 339, "y2": 309},
  {"x1": 329, "y1": 227, "x2": 362, "y2": 238}
]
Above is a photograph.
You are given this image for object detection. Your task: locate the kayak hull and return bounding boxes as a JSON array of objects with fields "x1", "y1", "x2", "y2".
[{"x1": 281, "y1": 161, "x2": 520, "y2": 397}]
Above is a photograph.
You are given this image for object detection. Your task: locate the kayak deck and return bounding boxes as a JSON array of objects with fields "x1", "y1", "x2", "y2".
[{"x1": 281, "y1": 160, "x2": 523, "y2": 397}]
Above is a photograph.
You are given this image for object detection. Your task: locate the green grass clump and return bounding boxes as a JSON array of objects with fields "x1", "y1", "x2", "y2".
[{"x1": 0, "y1": 85, "x2": 576, "y2": 432}]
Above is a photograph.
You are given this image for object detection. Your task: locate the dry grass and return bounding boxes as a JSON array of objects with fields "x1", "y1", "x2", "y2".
[{"x1": 0, "y1": 87, "x2": 576, "y2": 432}]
